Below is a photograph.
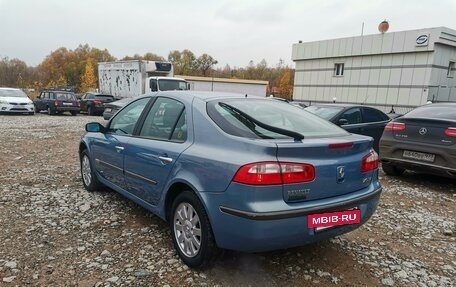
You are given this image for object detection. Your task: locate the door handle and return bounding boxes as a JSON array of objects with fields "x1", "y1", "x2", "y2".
[
  {"x1": 115, "y1": 146, "x2": 124, "y2": 153},
  {"x1": 158, "y1": 156, "x2": 173, "y2": 164}
]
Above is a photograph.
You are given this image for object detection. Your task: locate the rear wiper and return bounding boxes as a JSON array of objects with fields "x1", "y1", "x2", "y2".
[{"x1": 219, "y1": 102, "x2": 304, "y2": 141}]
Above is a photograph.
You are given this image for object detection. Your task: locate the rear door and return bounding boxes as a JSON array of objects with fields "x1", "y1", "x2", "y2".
[{"x1": 124, "y1": 97, "x2": 191, "y2": 205}]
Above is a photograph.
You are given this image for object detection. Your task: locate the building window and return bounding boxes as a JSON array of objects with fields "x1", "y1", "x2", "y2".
[
  {"x1": 447, "y1": 61, "x2": 455, "y2": 78},
  {"x1": 334, "y1": 63, "x2": 344, "y2": 76}
]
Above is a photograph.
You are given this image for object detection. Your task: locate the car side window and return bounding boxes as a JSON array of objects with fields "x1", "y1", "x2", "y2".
[
  {"x1": 108, "y1": 98, "x2": 150, "y2": 136},
  {"x1": 340, "y1": 108, "x2": 362, "y2": 125},
  {"x1": 362, "y1": 107, "x2": 389, "y2": 122},
  {"x1": 139, "y1": 97, "x2": 186, "y2": 142}
]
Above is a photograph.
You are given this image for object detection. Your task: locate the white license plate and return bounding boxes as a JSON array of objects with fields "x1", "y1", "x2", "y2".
[
  {"x1": 62, "y1": 102, "x2": 73, "y2": 106},
  {"x1": 403, "y1": 150, "x2": 435, "y2": 162}
]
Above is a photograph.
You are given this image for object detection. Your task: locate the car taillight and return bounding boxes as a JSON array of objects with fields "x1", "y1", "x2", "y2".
[
  {"x1": 54, "y1": 100, "x2": 59, "y2": 106},
  {"x1": 361, "y1": 150, "x2": 378, "y2": 173},
  {"x1": 77, "y1": 101, "x2": 81, "y2": 107},
  {"x1": 93, "y1": 100, "x2": 102, "y2": 106},
  {"x1": 445, "y1": 127, "x2": 456, "y2": 137},
  {"x1": 233, "y1": 162, "x2": 315, "y2": 185},
  {"x1": 384, "y1": 122, "x2": 406, "y2": 132}
]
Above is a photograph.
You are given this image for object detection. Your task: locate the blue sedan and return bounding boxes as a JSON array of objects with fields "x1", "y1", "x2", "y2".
[{"x1": 79, "y1": 91, "x2": 382, "y2": 268}]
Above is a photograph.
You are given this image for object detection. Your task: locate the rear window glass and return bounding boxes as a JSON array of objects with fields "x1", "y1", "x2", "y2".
[
  {"x1": 207, "y1": 99, "x2": 348, "y2": 139},
  {"x1": 405, "y1": 105, "x2": 456, "y2": 120},
  {"x1": 56, "y1": 93, "x2": 77, "y2": 100},
  {"x1": 305, "y1": 105, "x2": 343, "y2": 120},
  {"x1": 95, "y1": 95, "x2": 114, "y2": 99}
]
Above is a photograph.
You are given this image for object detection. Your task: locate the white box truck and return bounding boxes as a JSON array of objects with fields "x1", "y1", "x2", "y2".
[
  {"x1": 176, "y1": 75, "x2": 268, "y2": 97},
  {"x1": 98, "y1": 60, "x2": 189, "y2": 99}
]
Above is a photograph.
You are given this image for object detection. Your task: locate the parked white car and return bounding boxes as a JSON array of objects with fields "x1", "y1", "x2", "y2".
[{"x1": 0, "y1": 87, "x2": 34, "y2": 115}]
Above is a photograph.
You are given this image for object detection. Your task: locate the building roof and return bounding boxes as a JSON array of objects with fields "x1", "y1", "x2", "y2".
[{"x1": 292, "y1": 27, "x2": 456, "y2": 61}]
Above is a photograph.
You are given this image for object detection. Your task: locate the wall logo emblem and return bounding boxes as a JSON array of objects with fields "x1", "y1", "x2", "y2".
[
  {"x1": 416, "y1": 34, "x2": 429, "y2": 46},
  {"x1": 419, "y1": 127, "x2": 427, "y2": 135}
]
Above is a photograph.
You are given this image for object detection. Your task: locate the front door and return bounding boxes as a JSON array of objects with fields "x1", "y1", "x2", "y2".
[
  {"x1": 91, "y1": 97, "x2": 151, "y2": 190},
  {"x1": 124, "y1": 97, "x2": 191, "y2": 205}
]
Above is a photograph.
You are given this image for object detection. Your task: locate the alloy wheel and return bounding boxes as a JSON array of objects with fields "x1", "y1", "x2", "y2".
[
  {"x1": 173, "y1": 202, "x2": 202, "y2": 258},
  {"x1": 81, "y1": 155, "x2": 92, "y2": 186}
]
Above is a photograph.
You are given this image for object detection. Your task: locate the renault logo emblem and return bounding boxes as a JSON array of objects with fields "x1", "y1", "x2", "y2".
[
  {"x1": 337, "y1": 166, "x2": 345, "y2": 183},
  {"x1": 419, "y1": 127, "x2": 427, "y2": 135}
]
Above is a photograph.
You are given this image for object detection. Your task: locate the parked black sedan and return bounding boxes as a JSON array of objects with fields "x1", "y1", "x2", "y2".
[
  {"x1": 305, "y1": 104, "x2": 391, "y2": 152},
  {"x1": 379, "y1": 103, "x2": 456, "y2": 178},
  {"x1": 102, "y1": 97, "x2": 136, "y2": 120},
  {"x1": 79, "y1": 92, "x2": 115, "y2": 115}
]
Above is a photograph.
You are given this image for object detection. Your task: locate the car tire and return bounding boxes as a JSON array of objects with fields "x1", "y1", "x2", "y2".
[
  {"x1": 80, "y1": 149, "x2": 102, "y2": 192},
  {"x1": 88, "y1": 106, "x2": 94, "y2": 116},
  {"x1": 34, "y1": 105, "x2": 40, "y2": 113},
  {"x1": 47, "y1": 106, "x2": 55, "y2": 115},
  {"x1": 170, "y1": 191, "x2": 218, "y2": 268},
  {"x1": 382, "y1": 163, "x2": 405, "y2": 176},
  {"x1": 71, "y1": 111, "x2": 78, "y2": 116}
]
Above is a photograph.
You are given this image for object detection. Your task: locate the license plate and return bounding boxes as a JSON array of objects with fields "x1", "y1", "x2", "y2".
[
  {"x1": 62, "y1": 102, "x2": 73, "y2": 106},
  {"x1": 403, "y1": 150, "x2": 435, "y2": 162},
  {"x1": 308, "y1": 209, "x2": 361, "y2": 230}
]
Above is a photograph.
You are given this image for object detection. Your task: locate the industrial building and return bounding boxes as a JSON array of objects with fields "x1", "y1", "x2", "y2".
[
  {"x1": 291, "y1": 27, "x2": 456, "y2": 111},
  {"x1": 176, "y1": 75, "x2": 268, "y2": 97}
]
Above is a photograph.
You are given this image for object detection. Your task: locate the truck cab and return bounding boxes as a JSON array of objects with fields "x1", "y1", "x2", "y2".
[{"x1": 148, "y1": 77, "x2": 190, "y2": 92}]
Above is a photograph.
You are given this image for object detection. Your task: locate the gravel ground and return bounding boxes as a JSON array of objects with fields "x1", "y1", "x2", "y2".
[{"x1": 0, "y1": 114, "x2": 455, "y2": 287}]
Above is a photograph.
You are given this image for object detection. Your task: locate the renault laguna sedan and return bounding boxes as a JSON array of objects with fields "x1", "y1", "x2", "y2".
[{"x1": 79, "y1": 91, "x2": 382, "y2": 268}]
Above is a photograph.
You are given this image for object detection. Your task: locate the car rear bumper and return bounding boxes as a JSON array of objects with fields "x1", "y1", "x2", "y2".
[
  {"x1": 380, "y1": 139, "x2": 456, "y2": 177},
  {"x1": 55, "y1": 106, "x2": 80, "y2": 112},
  {"x1": 381, "y1": 157, "x2": 456, "y2": 178},
  {"x1": 200, "y1": 183, "x2": 382, "y2": 252}
]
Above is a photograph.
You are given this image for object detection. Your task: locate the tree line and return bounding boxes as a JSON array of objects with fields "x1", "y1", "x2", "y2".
[{"x1": 0, "y1": 44, "x2": 294, "y2": 99}]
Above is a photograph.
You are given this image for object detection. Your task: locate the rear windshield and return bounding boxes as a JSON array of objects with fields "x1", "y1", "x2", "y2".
[
  {"x1": 405, "y1": 105, "x2": 456, "y2": 120},
  {"x1": 56, "y1": 93, "x2": 77, "y2": 100},
  {"x1": 305, "y1": 105, "x2": 343, "y2": 120},
  {"x1": 94, "y1": 95, "x2": 114, "y2": 99},
  {"x1": 207, "y1": 99, "x2": 348, "y2": 139}
]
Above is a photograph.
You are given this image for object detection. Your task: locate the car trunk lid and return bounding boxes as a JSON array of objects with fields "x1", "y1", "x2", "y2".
[
  {"x1": 392, "y1": 118, "x2": 456, "y2": 146},
  {"x1": 274, "y1": 135, "x2": 376, "y2": 203}
]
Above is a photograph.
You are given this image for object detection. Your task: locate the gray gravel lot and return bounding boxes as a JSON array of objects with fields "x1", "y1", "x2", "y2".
[{"x1": 0, "y1": 114, "x2": 455, "y2": 287}]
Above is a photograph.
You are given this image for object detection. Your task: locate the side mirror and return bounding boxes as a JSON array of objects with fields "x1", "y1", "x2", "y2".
[
  {"x1": 85, "y1": 122, "x2": 105, "y2": 133},
  {"x1": 337, "y1": 118, "x2": 349, "y2": 126}
]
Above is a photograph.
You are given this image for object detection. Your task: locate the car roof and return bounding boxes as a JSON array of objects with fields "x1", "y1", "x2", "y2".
[
  {"x1": 151, "y1": 90, "x2": 264, "y2": 101},
  {"x1": 0, "y1": 87, "x2": 21, "y2": 91},
  {"x1": 309, "y1": 103, "x2": 367, "y2": 108}
]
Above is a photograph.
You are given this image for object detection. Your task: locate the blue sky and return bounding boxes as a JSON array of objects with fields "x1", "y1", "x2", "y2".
[{"x1": 1, "y1": 0, "x2": 455, "y2": 68}]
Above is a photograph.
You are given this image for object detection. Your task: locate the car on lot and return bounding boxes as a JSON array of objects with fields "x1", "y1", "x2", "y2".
[
  {"x1": 79, "y1": 91, "x2": 382, "y2": 268},
  {"x1": 379, "y1": 103, "x2": 456, "y2": 178},
  {"x1": 79, "y1": 92, "x2": 115, "y2": 115},
  {"x1": 102, "y1": 97, "x2": 137, "y2": 120},
  {"x1": 34, "y1": 90, "x2": 80, "y2": 115},
  {"x1": 0, "y1": 87, "x2": 34, "y2": 115},
  {"x1": 305, "y1": 104, "x2": 391, "y2": 152}
]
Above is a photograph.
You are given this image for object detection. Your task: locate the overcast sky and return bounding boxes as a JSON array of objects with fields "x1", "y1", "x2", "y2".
[{"x1": 1, "y1": 0, "x2": 455, "y2": 68}]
